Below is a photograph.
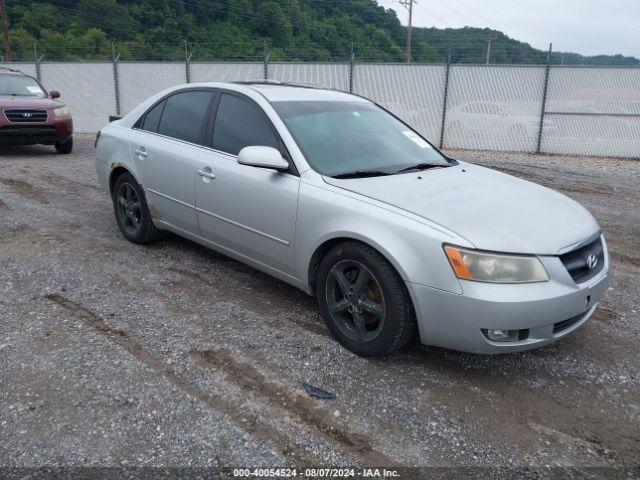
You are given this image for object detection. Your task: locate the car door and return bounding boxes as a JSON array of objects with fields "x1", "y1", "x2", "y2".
[
  {"x1": 130, "y1": 89, "x2": 214, "y2": 235},
  {"x1": 194, "y1": 91, "x2": 300, "y2": 274}
]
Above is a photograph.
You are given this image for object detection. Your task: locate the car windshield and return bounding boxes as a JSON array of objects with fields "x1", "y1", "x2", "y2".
[
  {"x1": 0, "y1": 75, "x2": 46, "y2": 97},
  {"x1": 272, "y1": 100, "x2": 451, "y2": 177}
]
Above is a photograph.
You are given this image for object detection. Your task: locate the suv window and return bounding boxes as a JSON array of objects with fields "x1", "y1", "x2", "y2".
[
  {"x1": 141, "y1": 100, "x2": 165, "y2": 133},
  {"x1": 157, "y1": 90, "x2": 213, "y2": 144},
  {"x1": 212, "y1": 93, "x2": 279, "y2": 155}
]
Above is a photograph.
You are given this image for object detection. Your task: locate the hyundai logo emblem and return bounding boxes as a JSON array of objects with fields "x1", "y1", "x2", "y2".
[
  {"x1": 586, "y1": 253, "x2": 598, "y2": 269},
  {"x1": 22, "y1": 112, "x2": 32, "y2": 118}
]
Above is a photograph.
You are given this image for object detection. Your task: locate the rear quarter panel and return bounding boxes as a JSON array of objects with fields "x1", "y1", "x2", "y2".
[{"x1": 95, "y1": 122, "x2": 134, "y2": 194}]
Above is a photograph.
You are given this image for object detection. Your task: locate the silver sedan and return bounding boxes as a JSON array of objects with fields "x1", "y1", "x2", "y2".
[{"x1": 95, "y1": 82, "x2": 609, "y2": 357}]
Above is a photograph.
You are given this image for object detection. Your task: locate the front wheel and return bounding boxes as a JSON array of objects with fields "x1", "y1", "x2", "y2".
[
  {"x1": 55, "y1": 137, "x2": 73, "y2": 154},
  {"x1": 112, "y1": 172, "x2": 161, "y2": 244},
  {"x1": 316, "y1": 242, "x2": 417, "y2": 357}
]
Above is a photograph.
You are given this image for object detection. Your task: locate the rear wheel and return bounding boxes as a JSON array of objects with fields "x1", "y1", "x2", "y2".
[
  {"x1": 55, "y1": 137, "x2": 73, "y2": 154},
  {"x1": 113, "y1": 172, "x2": 161, "y2": 244},
  {"x1": 316, "y1": 242, "x2": 417, "y2": 357}
]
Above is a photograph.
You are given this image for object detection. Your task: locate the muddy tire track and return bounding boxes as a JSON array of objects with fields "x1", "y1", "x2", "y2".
[
  {"x1": 44, "y1": 293, "x2": 318, "y2": 465},
  {"x1": 0, "y1": 177, "x2": 48, "y2": 204},
  {"x1": 39, "y1": 172, "x2": 100, "y2": 192},
  {"x1": 191, "y1": 348, "x2": 392, "y2": 466}
]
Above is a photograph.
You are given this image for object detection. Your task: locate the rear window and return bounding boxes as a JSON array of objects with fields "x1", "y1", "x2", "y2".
[
  {"x1": 140, "y1": 100, "x2": 164, "y2": 133},
  {"x1": 157, "y1": 90, "x2": 213, "y2": 144}
]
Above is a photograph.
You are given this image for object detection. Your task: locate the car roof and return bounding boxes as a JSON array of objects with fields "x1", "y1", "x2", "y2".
[
  {"x1": 232, "y1": 81, "x2": 367, "y2": 103},
  {"x1": 0, "y1": 67, "x2": 26, "y2": 76}
]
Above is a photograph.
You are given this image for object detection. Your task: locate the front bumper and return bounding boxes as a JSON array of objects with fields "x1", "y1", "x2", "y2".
[
  {"x1": 408, "y1": 237, "x2": 610, "y2": 353},
  {"x1": 0, "y1": 117, "x2": 73, "y2": 145}
]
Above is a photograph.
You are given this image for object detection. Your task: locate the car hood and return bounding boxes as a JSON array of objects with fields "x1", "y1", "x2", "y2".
[
  {"x1": 0, "y1": 95, "x2": 63, "y2": 109},
  {"x1": 323, "y1": 162, "x2": 600, "y2": 255}
]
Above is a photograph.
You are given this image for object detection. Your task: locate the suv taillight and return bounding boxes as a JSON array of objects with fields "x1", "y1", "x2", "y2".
[{"x1": 94, "y1": 130, "x2": 101, "y2": 148}]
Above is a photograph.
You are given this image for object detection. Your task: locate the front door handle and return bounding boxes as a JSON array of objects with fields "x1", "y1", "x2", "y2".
[
  {"x1": 134, "y1": 147, "x2": 148, "y2": 157},
  {"x1": 197, "y1": 169, "x2": 216, "y2": 179}
]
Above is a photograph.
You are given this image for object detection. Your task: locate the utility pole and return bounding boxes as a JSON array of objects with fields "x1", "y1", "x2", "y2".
[
  {"x1": 399, "y1": 0, "x2": 416, "y2": 63},
  {"x1": 0, "y1": 0, "x2": 11, "y2": 61}
]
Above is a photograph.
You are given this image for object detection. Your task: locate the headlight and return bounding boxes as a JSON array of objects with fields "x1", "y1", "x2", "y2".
[
  {"x1": 444, "y1": 245, "x2": 549, "y2": 283},
  {"x1": 53, "y1": 106, "x2": 71, "y2": 117}
]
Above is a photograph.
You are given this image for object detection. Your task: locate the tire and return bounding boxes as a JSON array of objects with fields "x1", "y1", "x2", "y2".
[
  {"x1": 316, "y1": 241, "x2": 417, "y2": 357},
  {"x1": 112, "y1": 172, "x2": 161, "y2": 244},
  {"x1": 55, "y1": 137, "x2": 73, "y2": 154}
]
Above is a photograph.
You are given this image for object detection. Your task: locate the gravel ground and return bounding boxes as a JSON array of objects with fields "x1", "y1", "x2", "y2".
[{"x1": 1, "y1": 137, "x2": 638, "y2": 475}]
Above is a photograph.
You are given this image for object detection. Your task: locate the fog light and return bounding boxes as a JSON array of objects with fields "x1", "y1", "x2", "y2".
[{"x1": 482, "y1": 328, "x2": 521, "y2": 342}]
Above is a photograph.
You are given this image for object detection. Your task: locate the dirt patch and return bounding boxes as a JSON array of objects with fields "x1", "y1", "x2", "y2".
[
  {"x1": 606, "y1": 237, "x2": 640, "y2": 268},
  {"x1": 191, "y1": 348, "x2": 390, "y2": 465},
  {"x1": 391, "y1": 347, "x2": 638, "y2": 464},
  {"x1": 39, "y1": 172, "x2": 100, "y2": 192},
  {"x1": 0, "y1": 177, "x2": 48, "y2": 204},
  {"x1": 0, "y1": 198, "x2": 7, "y2": 209},
  {"x1": 44, "y1": 293, "x2": 314, "y2": 464},
  {"x1": 0, "y1": 223, "x2": 36, "y2": 241},
  {"x1": 590, "y1": 306, "x2": 619, "y2": 323},
  {"x1": 285, "y1": 316, "x2": 333, "y2": 339}
]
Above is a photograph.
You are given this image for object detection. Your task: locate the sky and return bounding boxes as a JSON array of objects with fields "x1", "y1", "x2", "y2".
[{"x1": 387, "y1": 0, "x2": 640, "y2": 59}]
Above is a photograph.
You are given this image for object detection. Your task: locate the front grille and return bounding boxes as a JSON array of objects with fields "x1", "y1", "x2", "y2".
[
  {"x1": 4, "y1": 109, "x2": 48, "y2": 123},
  {"x1": 553, "y1": 311, "x2": 587, "y2": 334},
  {"x1": 559, "y1": 236, "x2": 604, "y2": 284}
]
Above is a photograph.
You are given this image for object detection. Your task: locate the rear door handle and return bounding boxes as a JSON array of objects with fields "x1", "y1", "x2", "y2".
[
  {"x1": 134, "y1": 147, "x2": 148, "y2": 157},
  {"x1": 197, "y1": 169, "x2": 216, "y2": 179}
]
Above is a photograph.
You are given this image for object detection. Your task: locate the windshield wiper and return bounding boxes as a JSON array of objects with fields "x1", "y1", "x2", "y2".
[
  {"x1": 332, "y1": 170, "x2": 394, "y2": 179},
  {"x1": 394, "y1": 163, "x2": 448, "y2": 174}
]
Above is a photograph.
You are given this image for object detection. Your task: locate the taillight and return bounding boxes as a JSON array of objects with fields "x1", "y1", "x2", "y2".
[{"x1": 94, "y1": 130, "x2": 101, "y2": 148}]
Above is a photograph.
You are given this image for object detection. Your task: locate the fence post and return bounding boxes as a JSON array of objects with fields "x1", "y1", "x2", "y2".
[
  {"x1": 112, "y1": 42, "x2": 121, "y2": 116},
  {"x1": 184, "y1": 40, "x2": 192, "y2": 83},
  {"x1": 33, "y1": 42, "x2": 43, "y2": 82},
  {"x1": 536, "y1": 43, "x2": 553, "y2": 154},
  {"x1": 349, "y1": 42, "x2": 355, "y2": 93},
  {"x1": 263, "y1": 40, "x2": 269, "y2": 80},
  {"x1": 439, "y1": 54, "x2": 451, "y2": 149}
]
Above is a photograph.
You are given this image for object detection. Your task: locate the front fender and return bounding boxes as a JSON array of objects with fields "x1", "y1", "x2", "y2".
[{"x1": 295, "y1": 180, "x2": 469, "y2": 295}]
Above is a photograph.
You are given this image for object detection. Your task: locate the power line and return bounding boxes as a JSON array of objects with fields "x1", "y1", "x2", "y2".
[
  {"x1": 411, "y1": 2, "x2": 450, "y2": 27},
  {"x1": 450, "y1": 0, "x2": 502, "y2": 31},
  {"x1": 430, "y1": 0, "x2": 478, "y2": 26}
]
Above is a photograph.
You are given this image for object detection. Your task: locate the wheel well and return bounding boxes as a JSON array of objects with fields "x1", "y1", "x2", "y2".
[
  {"x1": 109, "y1": 166, "x2": 130, "y2": 198},
  {"x1": 307, "y1": 237, "x2": 397, "y2": 294}
]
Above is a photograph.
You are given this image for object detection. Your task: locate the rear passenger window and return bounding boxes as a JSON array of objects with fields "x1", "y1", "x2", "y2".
[
  {"x1": 212, "y1": 93, "x2": 280, "y2": 155},
  {"x1": 157, "y1": 90, "x2": 213, "y2": 144},
  {"x1": 141, "y1": 100, "x2": 164, "y2": 132}
]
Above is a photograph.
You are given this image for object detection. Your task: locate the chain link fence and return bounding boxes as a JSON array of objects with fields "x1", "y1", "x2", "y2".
[{"x1": 2, "y1": 59, "x2": 639, "y2": 159}]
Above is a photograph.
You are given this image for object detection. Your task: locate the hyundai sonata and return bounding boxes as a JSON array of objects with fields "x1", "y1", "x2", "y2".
[{"x1": 95, "y1": 82, "x2": 609, "y2": 357}]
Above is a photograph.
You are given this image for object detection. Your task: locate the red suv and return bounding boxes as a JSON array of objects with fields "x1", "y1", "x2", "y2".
[{"x1": 0, "y1": 67, "x2": 73, "y2": 154}]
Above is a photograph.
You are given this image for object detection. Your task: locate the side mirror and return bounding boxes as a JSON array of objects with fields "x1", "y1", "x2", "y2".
[
  {"x1": 50, "y1": 91, "x2": 61, "y2": 99},
  {"x1": 237, "y1": 146, "x2": 289, "y2": 171}
]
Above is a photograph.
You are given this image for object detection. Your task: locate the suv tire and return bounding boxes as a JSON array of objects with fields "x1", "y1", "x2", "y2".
[{"x1": 55, "y1": 137, "x2": 73, "y2": 154}]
